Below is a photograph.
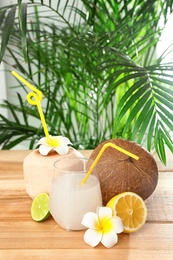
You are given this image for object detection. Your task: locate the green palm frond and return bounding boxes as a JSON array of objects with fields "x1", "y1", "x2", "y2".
[
  {"x1": 1, "y1": 0, "x2": 173, "y2": 164},
  {"x1": 0, "y1": 5, "x2": 16, "y2": 61}
]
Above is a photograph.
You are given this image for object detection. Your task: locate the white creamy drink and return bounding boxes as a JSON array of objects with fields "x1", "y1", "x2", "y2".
[{"x1": 49, "y1": 173, "x2": 102, "y2": 230}]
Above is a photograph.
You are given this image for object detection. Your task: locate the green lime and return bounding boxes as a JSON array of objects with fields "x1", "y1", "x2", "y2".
[{"x1": 31, "y1": 193, "x2": 50, "y2": 222}]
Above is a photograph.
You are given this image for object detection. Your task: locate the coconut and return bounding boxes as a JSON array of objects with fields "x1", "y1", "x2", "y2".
[
  {"x1": 23, "y1": 147, "x2": 84, "y2": 199},
  {"x1": 89, "y1": 138, "x2": 158, "y2": 205}
]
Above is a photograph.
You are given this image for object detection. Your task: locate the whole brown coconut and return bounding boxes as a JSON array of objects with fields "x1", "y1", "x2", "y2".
[{"x1": 89, "y1": 139, "x2": 158, "y2": 205}]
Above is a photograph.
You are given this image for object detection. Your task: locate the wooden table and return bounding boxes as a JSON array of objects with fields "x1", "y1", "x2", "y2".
[{"x1": 0, "y1": 150, "x2": 173, "y2": 260}]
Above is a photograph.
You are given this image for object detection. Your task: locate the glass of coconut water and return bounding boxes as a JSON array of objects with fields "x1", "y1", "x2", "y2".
[{"x1": 49, "y1": 157, "x2": 102, "y2": 231}]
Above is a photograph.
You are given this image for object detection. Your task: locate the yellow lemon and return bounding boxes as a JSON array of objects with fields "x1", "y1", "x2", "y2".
[{"x1": 106, "y1": 191, "x2": 147, "y2": 233}]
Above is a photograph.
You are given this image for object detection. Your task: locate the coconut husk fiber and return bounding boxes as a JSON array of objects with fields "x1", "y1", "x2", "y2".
[{"x1": 89, "y1": 138, "x2": 158, "y2": 205}]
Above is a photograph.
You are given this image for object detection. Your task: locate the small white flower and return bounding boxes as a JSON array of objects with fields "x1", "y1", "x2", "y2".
[
  {"x1": 37, "y1": 135, "x2": 72, "y2": 155},
  {"x1": 81, "y1": 206, "x2": 124, "y2": 248}
]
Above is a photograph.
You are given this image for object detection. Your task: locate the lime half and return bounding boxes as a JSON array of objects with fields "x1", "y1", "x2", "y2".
[{"x1": 31, "y1": 193, "x2": 50, "y2": 222}]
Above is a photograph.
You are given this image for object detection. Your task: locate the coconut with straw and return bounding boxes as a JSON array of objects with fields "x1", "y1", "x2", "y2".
[
  {"x1": 85, "y1": 139, "x2": 158, "y2": 205},
  {"x1": 11, "y1": 71, "x2": 83, "y2": 199}
]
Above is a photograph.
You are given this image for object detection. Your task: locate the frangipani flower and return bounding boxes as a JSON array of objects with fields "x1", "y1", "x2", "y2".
[
  {"x1": 81, "y1": 206, "x2": 124, "y2": 248},
  {"x1": 37, "y1": 135, "x2": 72, "y2": 155}
]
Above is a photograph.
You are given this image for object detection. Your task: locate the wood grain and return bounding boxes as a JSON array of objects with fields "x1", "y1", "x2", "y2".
[{"x1": 0, "y1": 150, "x2": 173, "y2": 260}]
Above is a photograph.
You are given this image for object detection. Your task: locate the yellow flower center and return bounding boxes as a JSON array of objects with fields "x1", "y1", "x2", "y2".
[
  {"x1": 102, "y1": 219, "x2": 113, "y2": 234},
  {"x1": 99, "y1": 216, "x2": 108, "y2": 229},
  {"x1": 95, "y1": 216, "x2": 113, "y2": 234},
  {"x1": 46, "y1": 137, "x2": 60, "y2": 147}
]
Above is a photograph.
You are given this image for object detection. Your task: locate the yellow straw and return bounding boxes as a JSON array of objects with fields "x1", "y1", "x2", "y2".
[
  {"x1": 11, "y1": 71, "x2": 49, "y2": 138},
  {"x1": 81, "y1": 142, "x2": 139, "y2": 184}
]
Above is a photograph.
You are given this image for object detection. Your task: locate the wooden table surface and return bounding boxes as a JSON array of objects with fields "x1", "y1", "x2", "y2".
[{"x1": 0, "y1": 150, "x2": 173, "y2": 260}]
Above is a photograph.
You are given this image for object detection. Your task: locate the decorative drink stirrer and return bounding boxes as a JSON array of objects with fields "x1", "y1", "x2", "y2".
[{"x1": 11, "y1": 71, "x2": 49, "y2": 138}]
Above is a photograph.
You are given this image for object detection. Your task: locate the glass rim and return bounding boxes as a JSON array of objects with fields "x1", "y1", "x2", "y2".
[{"x1": 53, "y1": 156, "x2": 93, "y2": 174}]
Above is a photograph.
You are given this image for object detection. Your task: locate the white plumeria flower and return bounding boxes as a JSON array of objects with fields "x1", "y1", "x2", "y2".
[
  {"x1": 37, "y1": 135, "x2": 72, "y2": 155},
  {"x1": 81, "y1": 206, "x2": 124, "y2": 248}
]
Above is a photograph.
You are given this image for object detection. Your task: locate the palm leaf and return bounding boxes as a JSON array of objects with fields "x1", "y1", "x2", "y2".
[
  {"x1": 157, "y1": 128, "x2": 166, "y2": 164},
  {"x1": 127, "y1": 96, "x2": 153, "y2": 140},
  {"x1": 0, "y1": 10, "x2": 6, "y2": 27},
  {"x1": 0, "y1": 0, "x2": 173, "y2": 163},
  {"x1": 136, "y1": 106, "x2": 155, "y2": 144},
  {"x1": 147, "y1": 111, "x2": 156, "y2": 151},
  {"x1": 18, "y1": 2, "x2": 28, "y2": 61},
  {"x1": 0, "y1": 5, "x2": 16, "y2": 62}
]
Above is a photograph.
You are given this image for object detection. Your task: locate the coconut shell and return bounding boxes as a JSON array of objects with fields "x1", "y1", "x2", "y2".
[
  {"x1": 23, "y1": 147, "x2": 84, "y2": 199},
  {"x1": 89, "y1": 139, "x2": 158, "y2": 205}
]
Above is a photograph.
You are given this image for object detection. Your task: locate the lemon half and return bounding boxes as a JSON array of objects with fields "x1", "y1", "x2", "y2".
[{"x1": 106, "y1": 192, "x2": 147, "y2": 233}]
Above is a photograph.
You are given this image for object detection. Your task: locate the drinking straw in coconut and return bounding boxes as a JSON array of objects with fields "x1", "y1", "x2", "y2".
[
  {"x1": 81, "y1": 142, "x2": 139, "y2": 184},
  {"x1": 11, "y1": 71, "x2": 49, "y2": 138}
]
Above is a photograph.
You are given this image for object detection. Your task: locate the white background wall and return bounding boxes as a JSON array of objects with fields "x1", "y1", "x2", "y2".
[{"x1": 157, "y1": 13, "x2": 173, "y2": 63}]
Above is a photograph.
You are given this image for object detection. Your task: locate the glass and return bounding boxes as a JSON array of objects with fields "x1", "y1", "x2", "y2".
[{"x1": 49, "y1": 157, "x2": 102, "y2": 231}]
